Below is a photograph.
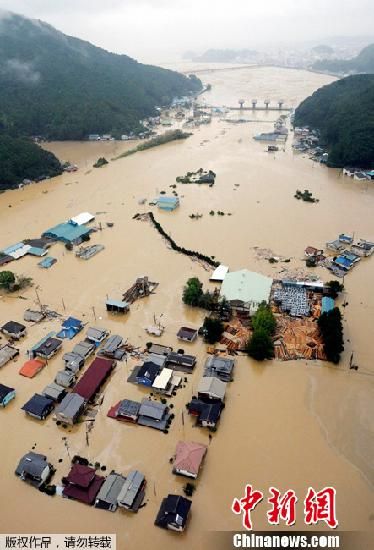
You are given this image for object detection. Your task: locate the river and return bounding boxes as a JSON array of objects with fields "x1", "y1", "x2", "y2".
[{"x1": 0, "y1": 65, "x2": 373, "y2": 549}]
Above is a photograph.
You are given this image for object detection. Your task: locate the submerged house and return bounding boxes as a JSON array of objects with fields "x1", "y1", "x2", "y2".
[
  {"x1": 152, "y1": 368, "x2": 175, "y2": 394},
  {"x1": 197, "y1": 376, "x2": 227, "y2": 402},
  {"x1": 19, "y1": 358, "x2": 46, "y2": 378},
  {"x1": 72, "y1": 340, "x2": 96, "y2": 360},
  {"x1": 137, "y1": 398, "x2": 170, "y2": 431},
  {"x1": 42, "y1": 382, "x2": 67, "y2": 403},
  {"x1": 166, "y1": 352, "x2": 196, "y2": 373},
  {"x1": 117, "y1": 470, "x2": 146, "y2": 512},
  {"x1": 204, "y1": 356, "x2": 235, "y2": 382},
  {"x1": 173, "y1": 441, "x2": 207, "y2": 479},
  {"x1": 106, "y1": 298, "x2": 130, "y2": 314},
  {"x1": 1, "y1": 321, "x2": 27, "y2": 340},
  {"x1": 0, "y1": 383, "x2": 16, "y2": 407},
  {"x1": 154, "y1": 495, "x2": 192, "y2": 532},
  {"x1": 86, "y1": 327, "x2": 109, "y2": 345},
  {"x1": 54, "y1": 393, "x2": 85, "y2": 425},
  {"x1": 157, "y1": 196, "x2": 180, "y2": 211},
  {"x1": 0, "y1": 344, "x2": 19, "y2": 368},
  {"x1": 21, "y1": 394, "x2": 54, "y2": 420},
  {"x1": 187, "y1": 399, "x2": 223, "y2": 428},
  {"x1": 15, "y1": 452, "x2": 53, "y2": 488},
  {"x1": 108, "y1": 399, "x2": 141, "y2": 423},
  {"x1": 95, "y1": 472, "x2": 126, "y2": 512},
  {"x1": 63, "y1": 352, "x2": 85, "y2": 374},
  {"x1": 29, "y1": 334, "x2": 62, "y2": 360},
  {"x1": 57, "y1": 317, "x2": 83, "y2": 340},
  {"x1": 177, "y1": 327, "x2": 198, "y2": 343},
  {"x1": 72, "y1": 357, "x2": 116, "y2": 402},
  {"x1": 55, "y1": 369, "x2": 76, "y2": 388},
  {"x1": 42, "y1": 221, "x2": 91, "y2": 245},
  {"x1": 62, "y1": 463, "x2": 105, "y2": 505},
  {"x1": 98, "y1": 335, "x2": 125, "y2": 360},
  {"x1": 136, "y1": 361, "x2": 160, "y2": 387}
]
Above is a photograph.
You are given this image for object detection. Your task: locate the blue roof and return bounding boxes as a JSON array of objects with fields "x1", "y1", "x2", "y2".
[
  {"x1": 334, "y1": 256, "x2": 353, "y2": 269},
  {"x1": 158, "y1": 196, "x2": 179, "y2": 204},
  {"x1": 38, "y1": 256, "x2": 57, "y2": 268},
  {"x1": 2, "y1": 242, "x2": 24, "y2": 255},
  {"x1": 57, "y1": 317, "x2": 83, "y2": 340},
  {"x1": 28, "y1": 247, "x2": 47, "y2": 257},
  {"x1": 21, "y1": 393, "x2": 54, "y2": 417},
  {"x1": 62, "y1": 317, "x2": 83, "y2": 329},
  {"x1": 322, "y1": 297, "x2": 335, "y2": 314},
  {"x1": 42, "y1": 222, "x2": 90, "y2": 243}
]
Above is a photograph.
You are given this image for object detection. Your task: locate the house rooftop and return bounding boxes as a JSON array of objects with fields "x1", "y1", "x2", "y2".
[
  {"x1": 117, "y1": 470, "x2": 145, "y2": 508},
  {"x1": 198, "y1": 376, "x2": 227, "y2": 400},
  {"x1": 220, "y1": 269, "x2": 273, "y2": 311},
  {"x1": 174, "y1": 441, "x2": 207, "y2": 477}
]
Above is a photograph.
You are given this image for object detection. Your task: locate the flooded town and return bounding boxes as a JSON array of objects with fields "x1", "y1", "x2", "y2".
[{"x1": 0, "y1": 4, "x2": 374, "y2": 550}]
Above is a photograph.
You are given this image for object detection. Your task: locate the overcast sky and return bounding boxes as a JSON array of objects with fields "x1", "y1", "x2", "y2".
[{"x1": 0, "y1": 0, "x2": 373, "y2": 62}]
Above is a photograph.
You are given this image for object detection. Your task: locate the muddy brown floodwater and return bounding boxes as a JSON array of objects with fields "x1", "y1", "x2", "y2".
[{"x1": 0, "y1": 66, "x2": 373, "y2": 549}]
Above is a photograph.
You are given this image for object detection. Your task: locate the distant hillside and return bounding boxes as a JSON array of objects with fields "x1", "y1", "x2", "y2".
[
  {"x1": 295, "y1": 75, "x2": 374, "y2": 168},
  {"x1": 313, "y1": 44, "x2": 374, "y2": 74},
  {"x1": 0, "y1": 135, "x2": 62, "y2": 190},
  {"x1": 0, "y1": 13, "x2": 202, "y2": 140},
  {"x1": 191, "y1": 49, "x2": 258, "y2": 63}
]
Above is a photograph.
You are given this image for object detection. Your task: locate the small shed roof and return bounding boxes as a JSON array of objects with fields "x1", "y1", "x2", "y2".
[
  {"x1": 1, "y1": 320, "x2": 26, "y2": 335},
  {"x1": 210, "y1": 265, "x2": 229, "y2": 282},
  {"x1": 69, "y1": 212, "x2": 95, "y2": 226}
]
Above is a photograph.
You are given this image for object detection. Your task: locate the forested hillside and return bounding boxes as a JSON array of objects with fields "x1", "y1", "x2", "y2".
[
  {"x1": 295, "y1": 75, "x2": 374, "y2": 168},
  {"x1": 0, "y1": 13, "x2": 202, "y2": 140},
  {"x1": 313, "y1": 44, "x2": 374, "y2": 74}
]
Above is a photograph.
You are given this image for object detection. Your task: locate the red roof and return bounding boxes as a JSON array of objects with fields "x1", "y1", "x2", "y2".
[
  {"x1": 63, "y1": 467, "x2": 104, "y2": 505},
  {"x1": 174, "y1": 441, "x2": 207, "y2": 476},
  {"x1": 72, "y1": 357, "x2": 115, "y2": 401},
  {"x1": 63, "y1": 464, "x2": 96, "y2": 488},
  {"x1": 19, "y1": 358, "x2": 46, "y2": 378}
]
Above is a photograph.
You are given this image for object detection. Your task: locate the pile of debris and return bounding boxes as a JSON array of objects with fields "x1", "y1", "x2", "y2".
[
  {"x1": 274, "y1": 316, "x2": 326, "y2": 361},
  {"x1": 219, "y1": 319, "x2": 250, "y2": 352},
  {"x1": 122, "y1": 276, "x2": 158, "y2": 304}
]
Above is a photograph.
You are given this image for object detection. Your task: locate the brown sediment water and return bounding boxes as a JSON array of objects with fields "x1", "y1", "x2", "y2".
[{"x1": 0, "y1": 66, "x2": 373, "y2": 548}]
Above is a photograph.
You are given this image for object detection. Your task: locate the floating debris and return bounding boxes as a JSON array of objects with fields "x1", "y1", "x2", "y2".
[{"x1": 75, "y1": 245, "x2": 105, "y2": 260}]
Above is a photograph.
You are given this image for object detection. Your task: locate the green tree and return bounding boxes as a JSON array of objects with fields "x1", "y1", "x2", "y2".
[
  {"x1": 252, "y1": 302, "x2": 276, "y2": 334},
  {"x1": 0, "y1": 270, "x2": 16, "y2": 290},
  {"x1": 326, "y1": 280, "x2": 344, "y2": 299},
  {"x1": 182, "y1": 277, "x2": 203, "y2": 306},
  {"x1": 318, "y1": 307, "x2": 344, "y2": 363},
  {"x1": 202, "y1": 317, "x2": 224, "y2": 344},
  {"x1": 246, "y1": 328, "x2": 274, "y2": 361}
]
